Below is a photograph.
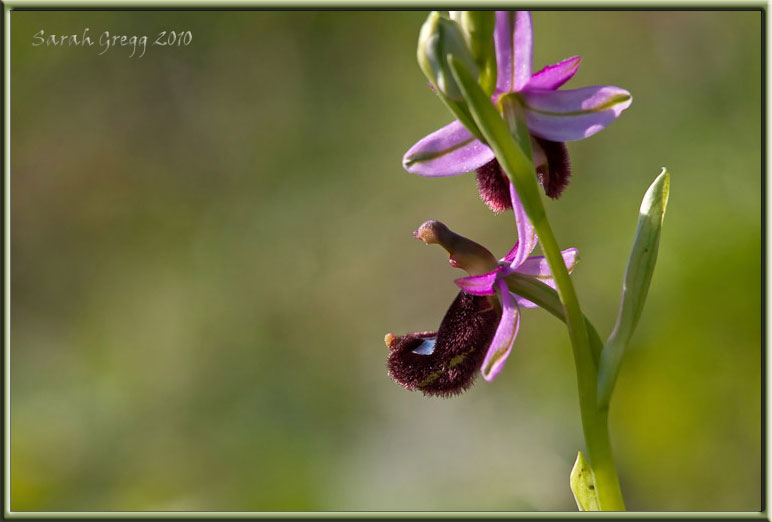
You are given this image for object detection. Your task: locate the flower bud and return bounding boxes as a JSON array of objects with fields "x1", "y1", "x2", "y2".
[
  {"x1": 417, "y1": 12, "x2": 479, "y2": 101},
  {"x1": 449, "y1": 11, "x2": 496, "y2": 93}
]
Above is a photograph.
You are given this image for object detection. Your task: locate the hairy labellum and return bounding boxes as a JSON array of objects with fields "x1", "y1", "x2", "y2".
[
  {"x1": 533, "y1": 136, "x2": 571, "y2": 199},
  {"x1": 475, "y1": 159, "x2": 512, "y2": 213},
  {"x1": 474, "y1": 139, "x2": 571, "y2": 207},
  {"x1": 386, "y1": 292, "x2": 499, "y2": 397}
]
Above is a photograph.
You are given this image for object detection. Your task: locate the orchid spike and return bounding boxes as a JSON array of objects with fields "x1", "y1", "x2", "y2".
[{"x1": 403, "y1": 10, "x2": 632, "y2": 204}]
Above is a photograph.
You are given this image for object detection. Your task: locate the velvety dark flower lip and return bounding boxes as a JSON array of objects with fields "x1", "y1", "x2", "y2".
[
  {"x1": 532, "y1": 137, "x2": 571, "y2": 199},
  {"x1": 385, "y1": 292, "x2": 498, "y2": 397},
  {"x1": 402, "y1": 11, "x2": 631, "y2": 202},
  {"x1": 474, "y1": 159, "x2": 512, "y2": 213}
]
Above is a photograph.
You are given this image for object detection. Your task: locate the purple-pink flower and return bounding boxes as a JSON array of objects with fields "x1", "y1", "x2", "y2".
[
  {"x1": 403, "y1": 11, "x2": 632, "y2": 204},
  {"x1": 386, "y1": 191, "x2": 578, "y2": 395}
]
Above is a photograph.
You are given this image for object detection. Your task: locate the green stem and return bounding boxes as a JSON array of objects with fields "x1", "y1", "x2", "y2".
[
  {"x1": 448, "y1": 57, "x2": 625, "y2": 511},
  {"x1": 535, "y1": 219, "x2": 626, "y2": 511},
  {"x1": 504, "y1": 275, "x2": 623, "y2": 509}
]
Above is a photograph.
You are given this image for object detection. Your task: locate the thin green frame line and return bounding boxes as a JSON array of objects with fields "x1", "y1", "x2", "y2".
[
  {"x1": 4, "y1": 511, "x2": 770, "y2": 519},
  {"x1": 4, "y1": 2, "x2": 11, "y2": 520},
  {"x1": 2, "y1": 1, "x2": 770, "y2": 9}
]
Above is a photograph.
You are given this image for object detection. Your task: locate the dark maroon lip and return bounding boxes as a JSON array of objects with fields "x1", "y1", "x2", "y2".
[
  {"x1": 475, "y1": 159, "x2": 513, "y2": 213},
  {"x1": 386, "y1": 292, "x2": 500, "y2": 397},
  {"x1": 475, "y1": 142, "x2": 571, "y2": 208},
  {"x1": 532, "y1": 137, "x2": 571, "y2": 199}
]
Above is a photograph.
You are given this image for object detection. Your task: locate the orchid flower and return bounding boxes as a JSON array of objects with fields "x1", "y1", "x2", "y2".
[
  {"x1": 386, "y1": 194, "x2": 578, "y2": 395},
  {"x1": 403, "y1": 11, "x2": 632, "y2": 207}
]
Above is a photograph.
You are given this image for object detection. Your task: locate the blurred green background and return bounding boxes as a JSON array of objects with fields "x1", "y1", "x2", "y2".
[{"x1": 10, "y1": 10, "x2": 761, "y2": 512}]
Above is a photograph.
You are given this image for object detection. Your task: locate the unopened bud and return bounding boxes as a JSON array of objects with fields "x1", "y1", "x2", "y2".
[
  {"x1": 417, "y1": 12, "x2": 479, "y2": 101},
  {"x1": 449, "y1": 11, "x2": 496, "y2": 93}
]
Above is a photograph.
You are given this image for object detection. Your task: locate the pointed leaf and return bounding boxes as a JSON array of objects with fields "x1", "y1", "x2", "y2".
[
  {"x1": 598, "y1": 168, "x2": 670, "y2": 408},
  {"x1": 570, "y1": 451, "x2": 600, "y2": 511}
]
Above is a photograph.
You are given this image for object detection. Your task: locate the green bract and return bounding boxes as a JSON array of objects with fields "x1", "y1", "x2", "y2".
[
  {"x1": 570, "y1": 451, "x2": 601, "y2": 511},
  {"x1": 597, "y1": 168, "x2": 671, "y2": 408}
]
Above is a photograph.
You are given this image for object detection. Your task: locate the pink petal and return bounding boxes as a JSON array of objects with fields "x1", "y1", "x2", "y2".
[
  {"x1": 494, "y1": 11, "x2": 532, "y2": 94},
  {"x1": 454, "y1": 267, "x2": 503, "y2": 296},
  {"x1": 504, "y1": 183, "x2": 538, "y2": 269},
  {"x1": 521, "y1": 86, "x2": 633, "y2": 142},
  {"x1": 481, "y1": 279, "x2": 521, "y2": 381},
  {"x1": 514, "y1": 248, "x2": 578, "y2": 308},
  {"x1": 514, "y1": 295, "x2": 540, "y2": 309},
  {"x1": 502, "y1": 240, "x2": 521, "y2": 264},
  {"x1": 526, "y1": 56, "x2": 582, "y2": 90},
  {"x1": 516, "y1": 248, "x2": 579, "y2": 278},
  {"x1": 403, "y1": 120, "x2": 495, "y2": 177}
]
